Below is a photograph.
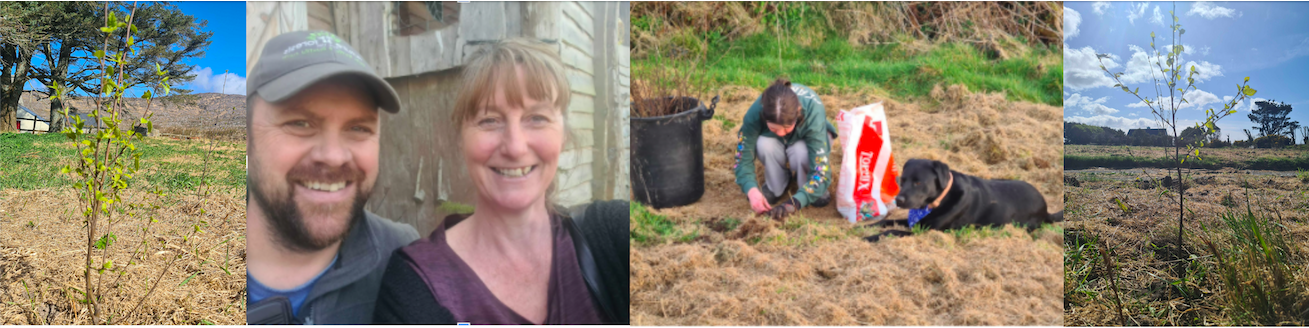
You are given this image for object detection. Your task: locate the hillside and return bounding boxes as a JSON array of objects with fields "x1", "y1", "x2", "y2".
[{"x1": 19, "y1": 91, "x2": 245, "y2": 131}]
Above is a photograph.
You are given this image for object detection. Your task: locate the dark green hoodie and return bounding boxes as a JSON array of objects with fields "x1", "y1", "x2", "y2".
[{"x1": 732, "y1": 84, "x2": 837, "y2": 208}]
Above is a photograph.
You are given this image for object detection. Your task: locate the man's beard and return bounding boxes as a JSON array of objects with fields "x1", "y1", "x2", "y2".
[{"x1": 250, "y1": 161, "x2": 370, "y2": 253}]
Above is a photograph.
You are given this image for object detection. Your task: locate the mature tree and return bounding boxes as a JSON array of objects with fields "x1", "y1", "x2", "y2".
[
  {"x1": 102, "y1": 2, "x2": 212, "y2": 96},
  {"x1": 0, "y1": 2, "x2": 50, "y2": 132},
  {"x1": 1179, "y1": 125, "x2": 1220, "y2": 147},
  {"x1": 1247, "y1": 99, "x2": 1297, "y2": 138},
  {"x1": 27, "y1": 2, "x2": 100, "y2": 133},
  {"x1": 2, "y1": 2, "x2": 212, "y2": 133},
  {"x1": 1287, "y1": 121, "x2": 1300, "y2": 145}
]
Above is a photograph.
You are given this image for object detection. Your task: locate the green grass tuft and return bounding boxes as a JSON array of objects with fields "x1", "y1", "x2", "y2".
[
  {"x1": 630, "y1": 202, "x2": 683, "y2": 245},
  {"x1": 634, "y1": 34, "x2": 1062, "y2": 106},
  {"x1": 1201, "y1": 205, "x2": 1309, "y2": 325}
]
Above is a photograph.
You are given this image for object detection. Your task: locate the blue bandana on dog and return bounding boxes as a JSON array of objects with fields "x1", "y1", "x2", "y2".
[{"x1": 907, "y1": 207, "x2": 932, "y2": 227}]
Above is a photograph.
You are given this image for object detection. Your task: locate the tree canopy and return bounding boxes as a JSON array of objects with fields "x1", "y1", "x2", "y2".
[
  {"x1": 0, "y1": 2, "x2": 211, "y2": 132},
  {"x1": 1247, "y1": 100, "x2": 1297, "y2": 138}
]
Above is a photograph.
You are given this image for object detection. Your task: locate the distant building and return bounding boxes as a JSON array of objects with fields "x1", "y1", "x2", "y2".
[
  {"x1": 17, "y1": 101, "x2": 107, "y2": 134},
  {"x1": 16, "y1": 104, "x2": 49, "y2": 133},
  {"x1": 1127, "y1": 128, "x2": 1167, "y2": 137}
]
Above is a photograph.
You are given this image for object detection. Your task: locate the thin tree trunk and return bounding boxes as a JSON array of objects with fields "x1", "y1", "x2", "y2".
[
  {"x1": 86, "y1": 197, "x2": 98, "y2": 323},
  {"x1": 47, "y1": 42, "x2": 76, "y2": 133},
  {"x1": 1171, "y1": 81, "x2": 1184, "y2": 249}
]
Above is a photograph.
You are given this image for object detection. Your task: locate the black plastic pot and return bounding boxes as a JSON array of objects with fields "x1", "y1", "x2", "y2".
[{"x1": 631, "y1": 95, "x2": 719, "y2": 209}]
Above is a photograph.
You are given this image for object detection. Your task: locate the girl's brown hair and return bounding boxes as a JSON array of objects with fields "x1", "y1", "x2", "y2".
[{"x1": 761, "y1": 78, "x2": 801, "y2": 126}]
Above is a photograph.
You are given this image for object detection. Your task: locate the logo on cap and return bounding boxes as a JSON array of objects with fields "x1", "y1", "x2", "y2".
[{"x1": 280, "y1": 31, "x2": 367, "y2": 67}]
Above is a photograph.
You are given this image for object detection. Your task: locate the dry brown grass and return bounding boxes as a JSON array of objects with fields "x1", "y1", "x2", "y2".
[
  {"x1": 1063, "y1": 168, "x2": 1309, "y2": 325},
  {"x1": 0, "y1": 187, "x2": 246, "y2": 325},
  {"x1": 632, "y1": 2, "x2": 1063, "y2": 59},
  {"x1": 632, "y1": 225, "x2": 1064, "y2": 325},
  {"x1": 1066, "y1": 145, "x2": 1306, "y2": 163},
  {"x1": 156, "y1": 127, "x2": 247, "y2": 142},
  {"x1": 631, "y1": 85, "x2": 1065, "y2": 325}
]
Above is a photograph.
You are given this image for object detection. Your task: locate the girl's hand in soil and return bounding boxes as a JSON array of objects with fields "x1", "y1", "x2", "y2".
[
  {"x1": 767, "y1": 199, "x2": 798, "y2": 220},
  {"x1": 747, "y1": 187, "x2": 772, "y2": 213}
]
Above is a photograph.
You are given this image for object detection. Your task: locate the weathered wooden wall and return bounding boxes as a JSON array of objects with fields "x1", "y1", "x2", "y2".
[
  {"x1": 246, "y1": 1, "x2": 630, "y2": 235},
  {"x1": 246, "y1": 2, "x2": 308, "y2": 75}
]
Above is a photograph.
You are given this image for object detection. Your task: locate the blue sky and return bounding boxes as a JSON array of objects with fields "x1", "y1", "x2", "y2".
[
  {"x1": 24, "y1": 1, "x2": 246, "y2": 96},
  {"x1": 1064, "y1": 1, "x2": 1309, "y2": 142}
]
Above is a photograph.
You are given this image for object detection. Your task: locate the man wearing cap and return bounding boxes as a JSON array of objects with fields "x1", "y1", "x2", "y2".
[{"x1": 245, "y1": 30, "x2": 419, "y2": 324}]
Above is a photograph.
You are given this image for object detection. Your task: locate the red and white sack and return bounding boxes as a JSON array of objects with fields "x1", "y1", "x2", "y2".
[{"x1": 835, "y1": 102, "x2": 900, "y2": 223}]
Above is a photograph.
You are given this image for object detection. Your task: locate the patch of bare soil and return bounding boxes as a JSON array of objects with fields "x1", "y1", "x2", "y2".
[
  {"x1": 632, "y1": 84, "x2": 1065, "y2": 325},
  {"x1": 0, "y1": 187, "x2": 246, "y2": 325},
  {"x1": 1063, "y1": 168, "x2": 1309, "y2": 325}
]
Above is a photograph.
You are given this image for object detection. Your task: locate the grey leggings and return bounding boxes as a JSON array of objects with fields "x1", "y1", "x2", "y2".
[{"x1": 756, "y1": 135, "x2": 828, "y2": 197}]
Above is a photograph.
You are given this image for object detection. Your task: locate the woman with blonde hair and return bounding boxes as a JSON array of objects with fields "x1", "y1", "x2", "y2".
[{"x1": 373, "y1": 38, "x2": 628, "y2": 324}]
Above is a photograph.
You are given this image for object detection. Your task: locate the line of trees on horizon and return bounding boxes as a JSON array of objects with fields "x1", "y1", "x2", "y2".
[{"x1": 1066, "y1": 100, "x2": 1304, "y2": 148}]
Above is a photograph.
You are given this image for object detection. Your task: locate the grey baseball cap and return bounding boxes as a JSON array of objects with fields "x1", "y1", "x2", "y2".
[{"x1": 250, "y1": 30, "x2": 401, "y2": 113}]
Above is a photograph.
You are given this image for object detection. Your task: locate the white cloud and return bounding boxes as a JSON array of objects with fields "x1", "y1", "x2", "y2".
[
  {"x1": 188, "y1": 67, "x2": 247, "y2": 95},
  {"x1": 1150, "y1": 6, "x2": 1165, "y2": 26},
  {"x1": 1067, "y1": 114, "x2": 1160, "y2": 131},
  {"x1": 1183, "y1": 61, "x2": 1223, "y2": 82},
  {"x1": 1066, "y1": 93, "x2": 1119, "y2": 115},
  {"x1": 1187, "y1": 2, "x2": 1238, "y2": 19},
  {"x1": 1200, "y1": 46, "x2": 1211, "y2": 56},
  {"x1": 1182, "y1": 89, "x2": 1222, "y2": 109},
  {"x1": 1114, "y1": 45, "x2": 1222, "y2": 85},
  {"x1": 1127, "y1": 2, "x2": 1149, "y2": 25},
  {"x1": 1065, "y1": 7, "x2": 1081, "y2": 40},
  {"x1": 1065, "y1": 46, "x2": 1119, "y2": 90},
  {"x1": 1093, "y1": 2, "x2": 1112, "y2": 16},
  {"x1": 1123, "y1": 89, "x2": 1222, "y2": 110},
  {"x1": 1117, "y1": 45, "x2": 1157, "y2": 84},
  {"x1": 1179, "y1": 44, "x2": 1195, "y2": 55}
]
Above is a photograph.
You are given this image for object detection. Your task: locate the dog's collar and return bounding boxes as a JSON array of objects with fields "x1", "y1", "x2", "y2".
[{"x1": 928, "y1": 172, "x2": 954, "y2": 209}]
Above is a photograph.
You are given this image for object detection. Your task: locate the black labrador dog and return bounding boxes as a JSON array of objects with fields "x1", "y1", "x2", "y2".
[{"x1": 864, "y1": 159, "x2": 1063, "y2": 242}]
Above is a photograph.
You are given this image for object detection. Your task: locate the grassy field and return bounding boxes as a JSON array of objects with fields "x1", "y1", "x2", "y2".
[
  {"x1": 631, "y1": 2, "x2": 1063, "y2": 107},
  {"x1": 0, "y1": 133, "x2": 246, "y2": 191},
  {"x1": 0, "y1": 132, "x2": 246, "y2": 325},
  {"x1": 1065, "y1": 145, "x2": 1309, "y2": 171},
  {"x1": 634, "y1": 37, "x2": 1063, "y2": 106},
  {"x1": 1063, "y1": 167, "x2": 1309, "y2": 325}
]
